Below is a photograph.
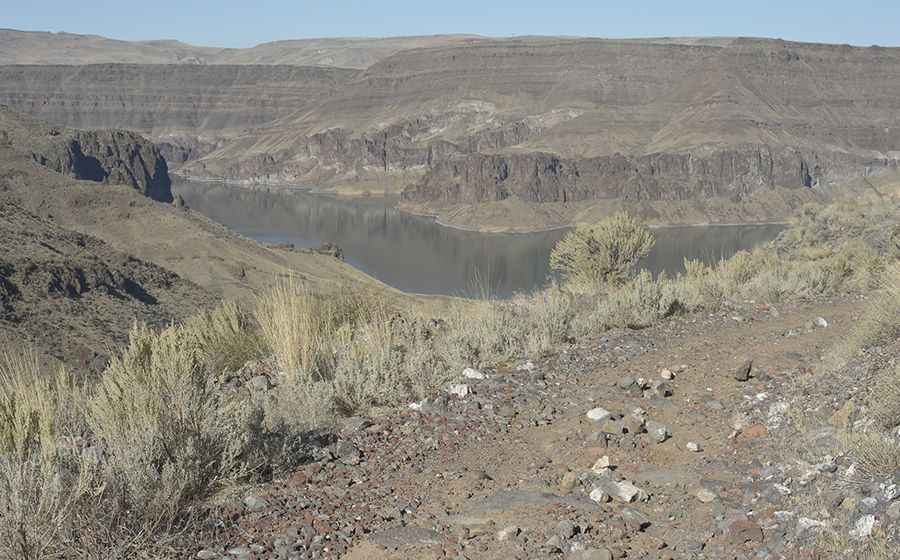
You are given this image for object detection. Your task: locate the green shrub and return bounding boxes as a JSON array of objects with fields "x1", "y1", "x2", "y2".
[{"x1": 550, "y1": 212, "x2": 654, "y2": 293}]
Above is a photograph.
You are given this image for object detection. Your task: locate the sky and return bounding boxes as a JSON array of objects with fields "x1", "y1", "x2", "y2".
[{"x1": 4, "y1": 0, "x2": 900, "y2": 48}]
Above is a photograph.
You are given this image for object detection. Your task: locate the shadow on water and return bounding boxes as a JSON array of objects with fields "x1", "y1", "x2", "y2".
[{"x1": 174, "y1": 181, "x2": 785, "y2": 298}]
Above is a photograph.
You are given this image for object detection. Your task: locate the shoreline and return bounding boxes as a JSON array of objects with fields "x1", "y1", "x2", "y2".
[{"x1": 173, "y1": 174, "x2": 792, "y2": 235}]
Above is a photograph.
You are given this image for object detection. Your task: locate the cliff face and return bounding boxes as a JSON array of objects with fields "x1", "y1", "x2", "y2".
[
  {"x1": 0, "y1": 107, "x2": 173, "y2": 202},
  {"x1": 403, "y1": 146, "x2": 878, "y2": 205}
]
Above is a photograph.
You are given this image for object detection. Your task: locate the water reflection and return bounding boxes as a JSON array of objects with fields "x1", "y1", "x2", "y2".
[{"x1": 174, "y1": 181, "x2": 784, "y2": 297}]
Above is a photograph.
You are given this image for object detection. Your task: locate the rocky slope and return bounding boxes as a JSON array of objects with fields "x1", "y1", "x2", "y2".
[
  {"x1": 0, "y1": 106, "x2": 173, "y2": 201},
  {"x1": 0, "y1": 160, "x2": 211, "y2": 368},
  {"x1": 0, "y1": 64, "x2": 355, "y2": 137},
  {"x1": 192, "y1": 296, "x2": 890, "y2": 559},
  {"x1": 3, "y1": 35, "x2": 900, "y2": 228}
]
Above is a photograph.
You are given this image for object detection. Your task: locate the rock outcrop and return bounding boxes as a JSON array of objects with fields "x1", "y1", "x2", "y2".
[
  {"x1": 403, "y1": 146, "x2": 877, "y2": 205},
  {"x1": 0, "y1": 106, "x2": 174, "y2": 202}
]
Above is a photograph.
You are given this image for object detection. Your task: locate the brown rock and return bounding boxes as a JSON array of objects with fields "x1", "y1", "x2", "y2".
[
  {"x1": 734, "y1": 359, "x2": 753, "y2": 382},
  {"x1": 726, "y1": 519, "x2": 764, "y2": 546}
]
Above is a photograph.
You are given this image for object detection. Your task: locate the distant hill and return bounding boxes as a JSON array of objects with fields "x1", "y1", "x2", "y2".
[{"x1": 0, "y1": 29, "x2": 481, "y2": 68}]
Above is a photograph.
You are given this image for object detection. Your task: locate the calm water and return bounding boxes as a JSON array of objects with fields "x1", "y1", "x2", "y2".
[{"x1": 174, "y1": 181, "x2": 784, "y2": 297}]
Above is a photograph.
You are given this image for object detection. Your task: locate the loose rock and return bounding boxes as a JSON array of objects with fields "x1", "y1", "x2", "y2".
[
  {"x1": 645, "y1": 420, "x2": 670, "y2": 443},
  {"x1": 463, "y1": 367, "x2": 486, "y2": 380},
  {"x1": 243, "y1": 495, "x2": 268, "y2": 512},
  {"x1": 448, "y1": 384, "x2": 469, "y2": 398},
  {"x1": 496, "y1": 525, "x2": 520, "y2": 541},
  {"x1": 586, "y1": 407, "x2": 612, "y2": 422},
  {"x1": 696, "y1": 488, "x2": 717, "y2": 503},
  {"x1": 849, "y1": 515, "x2": 876, "y2": 539},
  {"x1": 734, "y1": 359, "x2": 753, "y2": 382}
]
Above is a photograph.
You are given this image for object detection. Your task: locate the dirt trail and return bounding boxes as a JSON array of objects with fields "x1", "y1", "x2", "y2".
[{"x1": 204, "y1": 298, "x2": 860, "y2": 559}]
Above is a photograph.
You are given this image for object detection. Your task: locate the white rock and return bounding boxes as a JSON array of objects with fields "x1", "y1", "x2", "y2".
[
  {"x1": 448, "y1": 384, "x2": 469, "y2": 398},
  {"x1": 496, "y1": 525, "x2": 520, "y2": 541},
  {"x1": 814, "y1": 317, "x2": 829, "y2": 328},
  {"x1": 696, "y1": 488, "x2": 717, "y2": 503},
  {"x1": 773, "y1": 483, "x2": 793, "y2": 496},
  {"x1": 462, "y1": 367, "x2": 486, "y2": 380},
  {"x1": 589, "y1": 487, "x2": 610, "y2": 503},
  {"x1": 730, "y1": 412, "x2": 752, "y2": 431},
  {"x1": 586, "y1": 407, "x2": 612, "y2": 422},
  {"x1": 660, "y1": 368, "x2": 675, "y2": 380},
  {"x1": 850, "y1": 515, "x2": 876, "y2": 539},
  {"x1": 796, "y1": 517, "x2": 826, "y2": 535},
  {"x1": 774, "y1": 511, "x2": 796, "y2": 522},
  {"x1": 243, "y1": 495, "x2": 268, "y2": 512},
  {"x1": 596, "y1": 479, "x2": 641, "y2": 503},
  {"x1": 408, "y1": 401, "x2": 424, "y2": 411},
  {"x1": 686, "y1": 441, "x2": 702, "y2": 452},
  {"x1": 591, "y1": 455, "x2": 612, "y2": 473},
  {"x1": 516, "y1": 361, "x2": 536, "y2": 372}
]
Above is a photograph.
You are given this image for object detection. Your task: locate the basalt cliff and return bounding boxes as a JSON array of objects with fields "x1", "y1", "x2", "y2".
[
  {"x1": 0, "y1": 106, "x2": 173, "y2": 202},
  {"x1": 2, "y1": 32, "x2": 900, "y2": 228}
]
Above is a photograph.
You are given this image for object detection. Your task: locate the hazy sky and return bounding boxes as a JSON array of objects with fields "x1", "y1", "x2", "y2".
[{"x1": 5, "y1": 0, "x2": 899, "y2": 48}]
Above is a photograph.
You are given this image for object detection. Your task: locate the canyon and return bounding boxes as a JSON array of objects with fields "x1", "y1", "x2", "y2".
[{"x1": 2, "y1": 31, "x2": 900, "y2": 229}]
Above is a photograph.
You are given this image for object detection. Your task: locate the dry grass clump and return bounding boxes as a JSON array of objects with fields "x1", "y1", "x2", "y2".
[
  {"x1": 581, "y1": 270, "x2": 680, "y2": 331},
  {"x1": 818, "y1": 527, "x2": 894, "y2": 560},
  {"x1": 842, "y1": 431, "x2": 900, "y2": 485},
  {"x1": 869, "y1": 363, "x2": 900, "y2": 431},
  {"x1": 438, "y1": 285, "x2": 575, "y2": 369},
  {"x1": 253, "y1": 280, "x2": 576, "y2": 418},
  {"x1": 844, "y1": 263, "x2": 900, "y2": 347},
  {"x1": 550, "y1": 212, "x2": 654, "y2": 293}
]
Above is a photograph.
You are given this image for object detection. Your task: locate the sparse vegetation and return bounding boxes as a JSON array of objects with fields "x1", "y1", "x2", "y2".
[{"x1": 0, "y1": 195, "x2": 897, "y2": 557}]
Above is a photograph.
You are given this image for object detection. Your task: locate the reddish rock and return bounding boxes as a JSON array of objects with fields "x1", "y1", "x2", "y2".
[
  {"x1": 740, "y1": 424, "x2": 768, "y2": 440},
  {"x1": 727, "y1": 519, "x2": 764, "y2": 546}
]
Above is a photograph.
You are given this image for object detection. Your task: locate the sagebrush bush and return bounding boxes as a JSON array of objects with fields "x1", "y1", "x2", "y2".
[
  {"x1": 88, "y1": 321, "x2": 244, "y2": 524},
  {"x1": 87, "y1": 302, "x2": 290, "y2": 528},
  {"x1": 550, "y1": 212, "x2": 654, "y2": 293},
  {"x1": 0, "y1": 349, "x2": 89, "y2": 560}
]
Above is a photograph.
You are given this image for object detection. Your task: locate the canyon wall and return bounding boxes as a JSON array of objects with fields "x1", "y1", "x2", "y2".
[{"x1": 3, "y1": 36, "x2": 900, "y2": 223}]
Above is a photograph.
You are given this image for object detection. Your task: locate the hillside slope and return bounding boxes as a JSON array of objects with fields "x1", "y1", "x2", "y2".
[
  {"x1": 0, "y1": 108, "x2": 389, "y2": 366},
  {"x1": 0, "y1": 29, "x2": 480, "y2": 68}
]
